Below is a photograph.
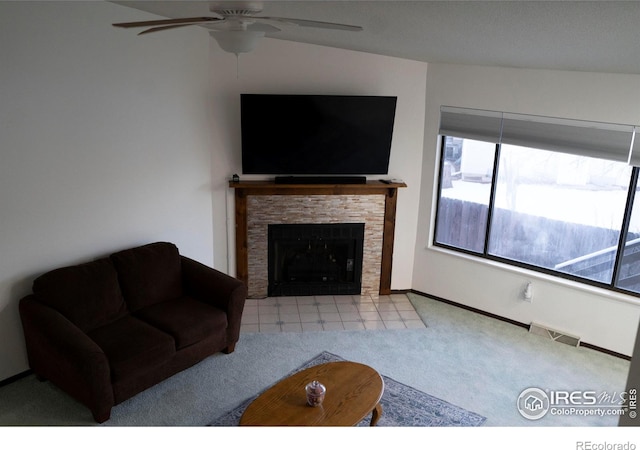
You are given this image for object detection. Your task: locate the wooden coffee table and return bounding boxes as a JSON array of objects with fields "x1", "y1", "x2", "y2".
[{"x1": 239, "y1": 361, "x2": 384, "y2": 426}]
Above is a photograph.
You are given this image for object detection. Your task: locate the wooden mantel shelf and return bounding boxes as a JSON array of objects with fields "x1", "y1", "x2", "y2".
[
  {"x1": 229, "y1": 179, "x2": 407, "y2": 296},
  {"x1": 228, "y1": 179, "x2": 407, "y2": 194}
]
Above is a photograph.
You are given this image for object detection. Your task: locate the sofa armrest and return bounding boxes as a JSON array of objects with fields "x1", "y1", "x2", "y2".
[
  {"x1": 181, "y1": 256, "x2": 248, "y2": 344},
  {"x1": 19, "y1": 295, "x2": 114, "y2": 421}
]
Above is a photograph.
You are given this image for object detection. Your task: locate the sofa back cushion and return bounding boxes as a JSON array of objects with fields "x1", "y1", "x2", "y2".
[
  {"x1": 110, "y1": 242, "x2": 182, "y2": 311},
  {"x1": 32, "y1": 258, "x2": 128, "y2": 332}
]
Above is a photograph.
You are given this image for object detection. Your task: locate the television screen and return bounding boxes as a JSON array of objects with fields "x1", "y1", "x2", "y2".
[{"x1": 240, "y1": 94, "x2": 397, "y2": 175}]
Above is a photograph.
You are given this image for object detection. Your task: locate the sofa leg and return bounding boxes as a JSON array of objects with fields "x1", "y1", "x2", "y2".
[
  {"x1": 92, "y1": 408, "x2": 111, "y2": 424},
  {"x1": 223, "y1": 343, "x2": 236, "y2": 354}
]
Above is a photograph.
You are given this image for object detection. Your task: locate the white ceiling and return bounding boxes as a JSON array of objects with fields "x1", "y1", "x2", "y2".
[{"x1": 112, "y1": 1, "x2": 640, "y2": 75}]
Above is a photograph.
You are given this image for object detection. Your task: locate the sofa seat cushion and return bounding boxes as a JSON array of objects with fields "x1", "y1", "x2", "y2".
[
  {"x1": 32, "y1": 258, "x2": 127, "y2": 333},
  {"x1": 87, "y1": 315, "x2": 176, "y2": 381},
  {"x1": 135, "y1": 297, "x2": 228, "y2": 350},
  {"x1": 110, "y1": 242, "x2": 182, "y2": 311}
]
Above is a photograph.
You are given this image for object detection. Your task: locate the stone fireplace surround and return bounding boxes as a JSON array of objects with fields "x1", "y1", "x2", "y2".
[{"x1": 229, "y1": 180, "x2": 406, "y2": 299}]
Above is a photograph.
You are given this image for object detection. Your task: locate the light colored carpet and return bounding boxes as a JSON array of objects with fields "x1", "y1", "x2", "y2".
[
  {"x1": 209, "y1": 351, "x2": 486, "y2": 426},
  {"x1": 0, "y1": 293, "x2": 631, "y2": 427}
]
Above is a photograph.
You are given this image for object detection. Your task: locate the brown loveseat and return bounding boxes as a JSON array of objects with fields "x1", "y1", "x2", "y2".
[{"x1": 19, "y1": 242, "x2": 247, "y2": 423}]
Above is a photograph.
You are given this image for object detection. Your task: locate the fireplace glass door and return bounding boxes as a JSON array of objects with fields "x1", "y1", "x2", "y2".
[{"x1": 268, "y1": 223, "x2": 365, "y2": 297}]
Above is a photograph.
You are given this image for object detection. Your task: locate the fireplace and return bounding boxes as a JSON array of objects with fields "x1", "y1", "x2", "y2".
[
  {"x1": 229, "y1": 180, "x2": 406, "y2": 298},
  {"x1": 268, "y1": 223, "x2": 365, "y2": 297}
]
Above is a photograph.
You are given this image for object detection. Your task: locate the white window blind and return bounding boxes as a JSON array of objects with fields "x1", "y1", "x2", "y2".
[
  {"x1": 439, "y1": 107, "x2": 503, "y2": 143},
  {"x1": 439, "y1": 106, "x2": 636, "y2": 164}
]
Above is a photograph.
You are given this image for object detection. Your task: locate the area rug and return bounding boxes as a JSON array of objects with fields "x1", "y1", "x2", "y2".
[{"x1": 209, "y1": 351, "x2": 486, "y2": 427}]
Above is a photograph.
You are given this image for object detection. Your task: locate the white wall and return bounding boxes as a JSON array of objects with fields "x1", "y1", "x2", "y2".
[
  {"x1": 207, "y1": 38, "x2": 428, "y2": 289},
  {"x1": 8, "y1": 1, "x2": 633, "y2": 382},
  {"x1": 414, "y1": 63, "x2": 640, "y2": 356},
  {"x1": 0, "y1": 2, "x2": 215, "y2": 380}
]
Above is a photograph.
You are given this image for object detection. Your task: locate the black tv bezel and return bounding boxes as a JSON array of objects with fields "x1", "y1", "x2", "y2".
[{"x1": 240, "y1": 93, "x2": 397, "y2": 176}]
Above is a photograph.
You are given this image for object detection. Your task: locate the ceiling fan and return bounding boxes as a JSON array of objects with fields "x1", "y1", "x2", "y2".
[{"x1": 113, "y1": 1, "x2": 363, "y2": 55}]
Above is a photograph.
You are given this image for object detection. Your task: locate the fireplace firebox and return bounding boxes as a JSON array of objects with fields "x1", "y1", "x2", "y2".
[{"x1": 268, "y1": 223, "x2": 365, "y2": 297}]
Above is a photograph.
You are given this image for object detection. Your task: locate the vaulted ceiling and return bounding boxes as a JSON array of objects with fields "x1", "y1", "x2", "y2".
[{"x1": 113, "y1": 1, "x2": 640, "y2": 75}]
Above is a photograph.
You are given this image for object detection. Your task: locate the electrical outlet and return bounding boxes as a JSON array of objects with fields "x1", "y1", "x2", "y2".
[{"x1": 523, "y1": 282, "x2": 533, "y2": 302}]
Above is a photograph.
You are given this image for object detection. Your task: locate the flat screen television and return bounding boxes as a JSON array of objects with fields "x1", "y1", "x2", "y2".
[{"x1": 240, "y1": 94, "x2": 397, "y2": 175}]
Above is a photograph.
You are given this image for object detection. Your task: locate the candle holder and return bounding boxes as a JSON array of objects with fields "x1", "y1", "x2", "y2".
[{"x1": 305, "y1": 380, "x2": 326, "y2": 407}]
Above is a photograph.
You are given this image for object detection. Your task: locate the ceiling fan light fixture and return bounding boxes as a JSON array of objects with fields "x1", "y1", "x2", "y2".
[{"x1": 211, "y1": 30, "x2": 265, "y2": 54}]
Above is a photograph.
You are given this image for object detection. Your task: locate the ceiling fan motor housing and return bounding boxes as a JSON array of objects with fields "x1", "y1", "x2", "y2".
[{"x1": 210, "y1": 1, "x2": 263, "y2": 17}]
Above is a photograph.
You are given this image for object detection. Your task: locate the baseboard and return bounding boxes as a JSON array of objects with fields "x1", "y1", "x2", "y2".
[
  {"x1": 389, "y1": 289, "x2": 412, "y2": 295},
  {"x1": 408, "y1": 289, "x2": 631, "y2": 361},
  {"x1": 579, "y1": 342, "x2": 631, "y2": 361},
  {"x1": 0, "y1": 369, "x2": 32, "y2": 388}
]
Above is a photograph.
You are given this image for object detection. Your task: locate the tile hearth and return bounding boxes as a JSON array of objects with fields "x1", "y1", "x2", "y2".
[{"x1": 239, "y1": 293, "x2": 426, "y2": 333}]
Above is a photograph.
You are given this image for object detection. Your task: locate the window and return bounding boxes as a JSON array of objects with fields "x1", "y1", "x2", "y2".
[
  {"x1": 616, "y1": 175, "x2": 640, "y2": 293},
  {"x1": 489, "y1": 144, "x2": 631, "y2": 283},
  {"x1": 434, "y1": 107, "x2": 640, "y2": 296},
  {"x1": 435, "y1": 138, "x2": 495, "y2": 253}
]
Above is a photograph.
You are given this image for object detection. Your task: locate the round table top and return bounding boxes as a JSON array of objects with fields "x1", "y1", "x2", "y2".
[{"x1": 239, "y1": 361, "x2": 384, "y2": 426}]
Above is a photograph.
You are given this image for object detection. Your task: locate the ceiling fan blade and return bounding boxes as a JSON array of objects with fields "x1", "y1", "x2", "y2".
[
  {"x1": 256, "y1": 16, "x2": 363, "y2": 32},
  {"x1": 113, "y1": 17, "x2": 222, "y2": 29},
  {"x1": 137, "y1": 24, "x2": 200, "y2": 35}
]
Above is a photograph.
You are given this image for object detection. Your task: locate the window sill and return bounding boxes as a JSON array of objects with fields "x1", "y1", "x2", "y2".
[{"x1": 426, "y1": 244, "x2": 640, "y2": 308}]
